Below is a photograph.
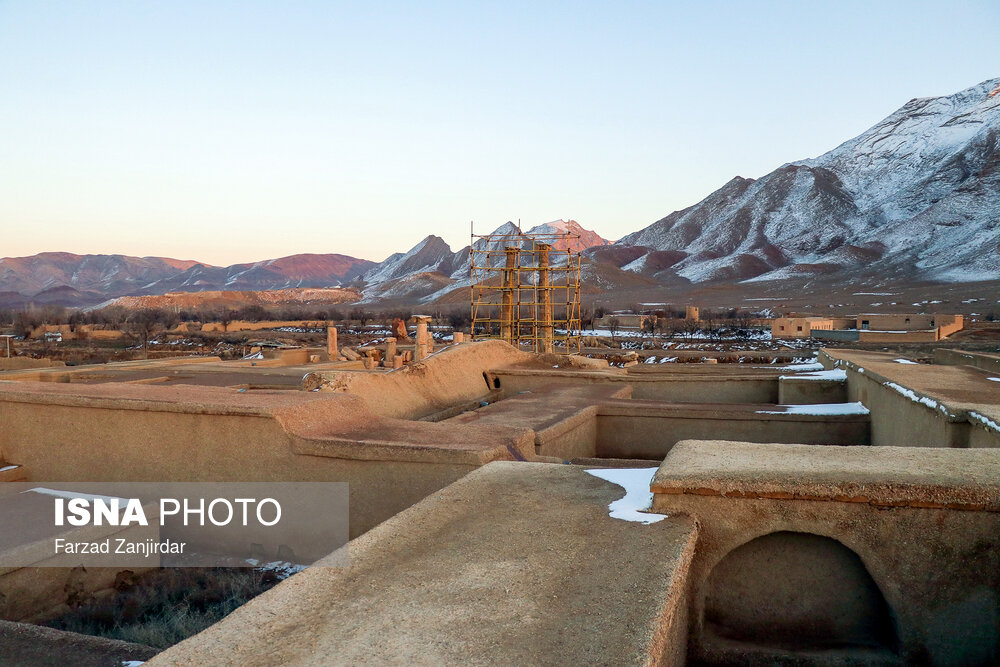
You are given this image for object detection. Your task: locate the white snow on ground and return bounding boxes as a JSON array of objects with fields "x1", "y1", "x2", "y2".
[
  {"x1": 756, "y1": 402, "x2": 870, "y2": 416},
  {"x1": 779, "y1": 369, "x2": 847, "y2": 381},
  {"x1": 584, "y1": 468, "x2": 667, "y2": 524},
  {"x1": 575, "y1": 328, "x2": 773, "y2": 341},
  {"x1": 988, "y1": 378, "x2": 1000, "y2": 382},
  {"x1": 894, "y1": 358, "x2": 918, "y2": 364}
]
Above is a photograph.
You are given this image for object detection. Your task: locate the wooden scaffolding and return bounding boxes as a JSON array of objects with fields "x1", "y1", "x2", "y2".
[{"x1": 470, "y1": 225, "x2": 583, "y2": 353}]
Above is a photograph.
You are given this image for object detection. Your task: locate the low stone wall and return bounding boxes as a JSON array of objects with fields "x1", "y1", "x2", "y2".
[{"x1": 85, "y1": 329, "x2": 124, "y2": 340}]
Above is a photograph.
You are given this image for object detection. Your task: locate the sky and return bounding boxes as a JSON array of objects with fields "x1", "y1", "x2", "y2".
[{"x1": 1, "y1": 1, "x2": 997, "y2": 266}]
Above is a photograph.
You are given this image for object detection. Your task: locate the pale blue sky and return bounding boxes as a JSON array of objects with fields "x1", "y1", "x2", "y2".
[{"x1": 1, "y1": 1, "x2": 997, "y2": 265}]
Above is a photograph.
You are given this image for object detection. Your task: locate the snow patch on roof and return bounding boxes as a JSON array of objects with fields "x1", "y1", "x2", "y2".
[
  {"x1": 969, "y1": 411, "x2": 1000, "y2": 433},
  {"x1": 757, "y1": 402, "x2": 869, "y2": 416},
  {"x1": 766, "y1": 361, "x2": 825, "y2": 371},
  {"x1": 779, "y1": 369, "x2": 847, "y2": 381},
  {"x1": 884, "y1": 381, "x2": 956, "y2": 417},
  {"x1": 584, "y1": 468, "x2": 667, "y2": 525}
]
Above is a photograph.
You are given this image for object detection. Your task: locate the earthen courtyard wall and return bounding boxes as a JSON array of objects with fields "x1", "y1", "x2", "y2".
[
  {"x1": 935, "y1": 349, "x2": 1000, "y2": 374},
  {"x1": 491, "y1": 369, "x2": 781, "y2": 403},
  {"x1": 821, "y1": 350, "x2": 1000, "y2": 448},
  {"x1": 651, "y1": 441, "x2": 1000, "y2": 665},
  {"x1": 594, "y1": 408, "x2": 869, "y2": 459},
  {"x1": 0, "y1": 393, "x2": 488, "y2": 539}
]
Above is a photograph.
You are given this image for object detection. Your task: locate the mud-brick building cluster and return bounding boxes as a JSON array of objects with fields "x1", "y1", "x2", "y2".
[
  {"x1": 0, "y1": 332, "x2": 997, "y2": 664},
  {"x1": 772, "y1": 313, "x2": 965, "y2": 342}
]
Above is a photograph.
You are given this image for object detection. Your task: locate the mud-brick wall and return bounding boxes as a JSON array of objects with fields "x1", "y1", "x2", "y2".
[
  {"x1": 934, "y1": 349, "x2": 1000, "y2": 374},
  {"x1": 0, "y1": 399, "x2": 477, "y2": 539},
  {"x1": 842, "y1": 369, "x2": 969, "y2": 447},
  {"x1": 492, "y1": 372, "x2": 779, "y2": 404},
  {"x1": 595, "y1": 410, "x2": 868, "y2": 459}
]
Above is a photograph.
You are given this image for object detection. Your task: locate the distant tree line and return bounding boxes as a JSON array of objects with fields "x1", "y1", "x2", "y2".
[{"x1": 0, "y1": 303, "x2": 485, "y2": 337}]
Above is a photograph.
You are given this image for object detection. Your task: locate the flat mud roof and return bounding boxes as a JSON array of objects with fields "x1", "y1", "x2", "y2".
[
  {"x1": 150, "y1": 462, "x2": 698, "y2": 666},
  {"x1": 652, "y1": 440, "x2": 1000, "y2": 511}
]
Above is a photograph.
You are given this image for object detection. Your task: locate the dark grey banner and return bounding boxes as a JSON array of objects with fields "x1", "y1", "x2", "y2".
[{"x1": 0, "y1": 483, "x2": 349, "y2": 568}]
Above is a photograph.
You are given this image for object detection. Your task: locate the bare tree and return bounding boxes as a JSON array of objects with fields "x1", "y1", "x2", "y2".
[
  {"x1": 579, "y1": 303, "x2": 594, "y2": 332},
  {"x1": 127, "y1": 309, "x2": 162, "y2": 358},
  {"x1": 220, "y1": 309, "x2": 237, "y2": 332},
  {"x1": 642, "y1": 314, "x2": 657, "y2": 341},
  {"x1": 734, "y1": 312, "x2": 755, "y2": 340},
  {"x1": 681, "y1": 317, "x2": 700, "y2": 341},
  {"x1": 12, "y1": 311, "x2": 39, "y2": 339},
  {"x1": 608, "y1": 317, "x2": 621, "y2": 343},
  {"x1": 349, "y1": 308, "x2": 372, "y2": 327}
]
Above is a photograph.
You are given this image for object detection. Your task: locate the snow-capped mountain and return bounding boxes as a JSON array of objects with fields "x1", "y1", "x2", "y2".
[
  {"x1": 523, "y1": 219, "x2": 610, "y2": 252},
  {"x1": 617, "y1": 77, "x2": 1000, "y2": 284},
  {"x1": 359, "y1": 235, "x2": 462, "y2": 286},
  {"x1": 359, "y1": 220, "x2": 610, "y2": 303}
]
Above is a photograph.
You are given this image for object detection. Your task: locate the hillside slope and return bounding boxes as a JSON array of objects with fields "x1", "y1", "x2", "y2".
[
  {"x1": 359, "y1": 220, "x2": 610, "y2": 303},
  {"x1": 0, "y1": 252, "x2": 374, "y2": 307},
  {"x1": 618, "y1": 77, "x2": 1000, "y2": 285}
]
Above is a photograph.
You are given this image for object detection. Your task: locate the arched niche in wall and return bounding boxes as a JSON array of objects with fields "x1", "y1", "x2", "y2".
[{"x1": 703, "y1": 531, "x2": 897, "y2": 652}]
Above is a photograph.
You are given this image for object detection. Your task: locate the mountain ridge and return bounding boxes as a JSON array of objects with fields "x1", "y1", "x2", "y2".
[
  {"x1": 0, "y1": 252, "x2": 375, "y2": 307},
  {"x1": 357, "y1": 219, "x2": 611, "y2": 303},
  {"x1": 616, "y1": 77, "x2": 1000, "y2": 285},
  {"x1": 4, "y1": 78, "x2": 998, "y2": 309}
]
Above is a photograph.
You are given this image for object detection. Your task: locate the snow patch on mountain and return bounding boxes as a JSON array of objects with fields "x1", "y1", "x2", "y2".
[
  {"x1": 617, "y1": 77, "x2": 1000, "y2": 285},
  {"x1": 359, "y1": 220, "x2": 609, "y2": 302}
]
